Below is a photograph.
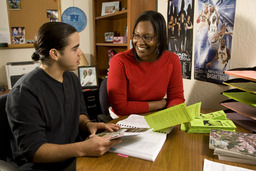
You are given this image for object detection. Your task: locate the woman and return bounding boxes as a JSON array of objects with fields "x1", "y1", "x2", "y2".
[
  {"x1": 107, "y1": 11, "x2": 185, "y2": 116},
  {"x1": 6, "y1": 22, "x2": 121, "y2": 170},
  {"x1": 186, "y1": 15, "x2": 193, "y2": 53}
]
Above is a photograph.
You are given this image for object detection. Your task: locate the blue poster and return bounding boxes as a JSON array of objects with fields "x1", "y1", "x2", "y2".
[
  {"x1": 194, "y1": 0, "x2": 236, "y2": 84},
  {"x1": 168, "y1": 0, "x2": 195, "y2": 79}
]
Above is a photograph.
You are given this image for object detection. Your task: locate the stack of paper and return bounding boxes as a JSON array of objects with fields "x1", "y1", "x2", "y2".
[
  {"x1": 187, "y1": 118, "x2": 236, "y2": 133},
  {"x1": 209, "y1": 129, "x2": 256, "y2": 165},
  {"x1": 180, "y1": 102, "x2": 236, "y2": 133}
]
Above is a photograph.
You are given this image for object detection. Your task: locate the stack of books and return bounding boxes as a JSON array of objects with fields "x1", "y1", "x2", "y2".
[
  {"x1": 209, "y1": 129, "x2": 256, "y2": 165},
  {"x1": 181, "y1": 103, "x2": 236, "y2": 133}
]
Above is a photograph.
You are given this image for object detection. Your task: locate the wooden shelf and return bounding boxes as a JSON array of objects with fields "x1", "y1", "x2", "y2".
[
  {"x1": 95, "y1": 10, "x2": 127, "y2": 20},
  {"x1": 93, "y1": 0, "x2": 156, "y2": 78},
  {"x1": 96, "y1": 43, "x2": 128, "y2": 47},
  {"x1": 1, "y1": 44, "x2": 34, "y2": 49}
]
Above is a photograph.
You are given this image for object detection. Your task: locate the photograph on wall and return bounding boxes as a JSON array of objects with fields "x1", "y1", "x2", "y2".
[
  {"x1": 11, "y1": 27, "x2": 25, "y2": 44},
  {"x1": 194, "y1": 0, "x2": 236, "y2": 84},
  {"x1": 168, "y1": 0, "x2": 195, "y2": 79},
  {"x1": 78, "y1": 66, "x2": 99, "y2": 88},
  {"x1": 47, "y1": 9, "x2": 59, "y2": 22},
  {"x1": 8, "y1": 0, "x2": 21, "y2": 10}
]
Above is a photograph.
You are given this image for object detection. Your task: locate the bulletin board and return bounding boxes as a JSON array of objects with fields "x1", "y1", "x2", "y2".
[{"x1": 7, "y1": 0, "x2": 61, "y2": 45}]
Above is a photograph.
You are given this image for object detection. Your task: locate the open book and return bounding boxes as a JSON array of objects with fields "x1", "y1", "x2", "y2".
[
  {"x1": 109, "y1": 114, "x2": 172, "y2": 161},
  {"x1": 109, "y1": 103, "x2": 193, "y2": 161}
]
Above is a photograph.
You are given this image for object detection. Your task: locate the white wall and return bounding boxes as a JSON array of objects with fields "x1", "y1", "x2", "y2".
[
  {"x1": 0, "y1": 0, "x2": 93, "y2": 85},
  {"x1": 0, "y1": 0, "x2": 255, "y2": 110},
  {"x1": 158, "y1": 0, "x2": 256, "y2": 110}
]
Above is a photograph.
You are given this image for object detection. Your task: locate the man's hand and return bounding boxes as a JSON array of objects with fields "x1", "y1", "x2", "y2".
[
  {"x1": 80, "y1": 136, "x2": 122, "y2": 157},
  {"x1": 86, "y1": 122, "x2": 120, "y2": 137}
]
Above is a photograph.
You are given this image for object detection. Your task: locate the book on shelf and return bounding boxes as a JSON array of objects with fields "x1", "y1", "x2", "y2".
[
  {"x1": 222, "y1": 89, "x2": 256, "y2": 108},
  {"x1": 110, "y1": 114, "x2": 173, "y2": 161},
  {"x1": 209, "y1": 129, "x2": 256, "y2": 165}
]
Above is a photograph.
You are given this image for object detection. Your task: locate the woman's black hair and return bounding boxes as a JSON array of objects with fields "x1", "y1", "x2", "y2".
[
  {"x1": 132, "y1": 11, "x2": 168, "y2": 62},
  {"x1": 32, "y1": 22, "x2": 77, "y2": 64}
]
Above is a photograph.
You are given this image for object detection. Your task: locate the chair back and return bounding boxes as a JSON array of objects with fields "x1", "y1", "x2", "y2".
[
  {"x1": 0, "y1": 94, "x2": 12, "y2": 161},
  {"x1": 98, "y1": 78, "x2": 113, "y2": 122},
  {"x1": 99, "y1": 78, "x2": 110, "y2": 116}
]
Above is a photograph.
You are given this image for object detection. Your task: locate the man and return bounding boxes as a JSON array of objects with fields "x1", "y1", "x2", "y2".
[
  {"x1": 206, "y1": 38, "x2": 231, "y2": 71},
  {"x1": 85, "y1": 69, "x2": 96, "y2": 86},
  {"x1": 6, "y1": 22, "x2": 121, "y2": 170}
]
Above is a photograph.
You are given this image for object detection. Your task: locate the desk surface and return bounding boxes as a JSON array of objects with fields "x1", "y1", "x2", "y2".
[{"x1": 77, "y1": 116, "x2": 256, "y2": 171}]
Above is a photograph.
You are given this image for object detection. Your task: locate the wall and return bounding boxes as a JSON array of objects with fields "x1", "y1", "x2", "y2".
[
  {"x1": 0, "y1": 0, "x2": 93, "y2": 85},
  {"x1": 158, "y1": 0, "x2": 256, "y2": 110},
  {"x1": 0, "y1": 0, "x2": 255, "y2": 110}
]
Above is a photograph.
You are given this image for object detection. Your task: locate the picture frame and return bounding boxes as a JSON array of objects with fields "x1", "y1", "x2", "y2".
[
  {"x1": 11, "y1": 27, "x2": 25, "y2": 44},
  {"x1": 104, "y1": 32, "x2": 114, "y2": 42},
  {"x1": 8, "y1": 0, "x2": 21, "y2": 10},
  {"x1": 78, "y1": 66, "x2": 99, "y2": 89},
  {"x1": 101, "y1": 1, "x2": 120, "y2": 16}
]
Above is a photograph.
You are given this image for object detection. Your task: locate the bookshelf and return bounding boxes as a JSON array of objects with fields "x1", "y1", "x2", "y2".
[
  {"x1": 221, "y1": 70, "x2": 256, "y2": 133},
  {"x1": 93, "y1": 0, "x2": 156, "y2": 78}
]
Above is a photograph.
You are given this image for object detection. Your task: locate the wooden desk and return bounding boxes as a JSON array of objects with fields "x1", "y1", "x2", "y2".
[{"x1": 77, "y1": 118, "x2": 256, "y2": 171}]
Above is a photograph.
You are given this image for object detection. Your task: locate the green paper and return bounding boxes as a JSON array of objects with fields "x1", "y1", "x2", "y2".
[
  {"x1": 222, "y1": 91, "x2": 256, "y2": 108},
  {"x1": 145, "y1": 103, "x2": 193, "y2": 131},
  {"x1": 195, "y1": 110, "x2": 227, "y2": 120}
]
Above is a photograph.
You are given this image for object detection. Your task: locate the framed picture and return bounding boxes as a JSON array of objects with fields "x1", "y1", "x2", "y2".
[
  {"x1": 11, "y1": 27, "x2": 25, "y2": 44},
  {"x1": 104, "y1": 32, "x2": 114, "y2": 42},
  {"x1": 101, "y1": 1, "x2": 120, "y2": 16},
  {"x1": 78, "y1": 66, "x2": 99, "y2": 89},
  {"x1": 8, "y1": 0, "x2": 21, "y2": 10}
]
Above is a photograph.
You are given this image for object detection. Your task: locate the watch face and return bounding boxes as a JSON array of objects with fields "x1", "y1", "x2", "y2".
[{"x1": 62, "y1": 7, "x2": 87, "y2": 32}]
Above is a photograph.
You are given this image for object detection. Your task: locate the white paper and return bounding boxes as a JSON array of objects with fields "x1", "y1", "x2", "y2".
[
  {"x1": 116, "y1": 114, "x2": 149, "y2": 128},
  {"x1": 203, "y1": 159, "x2": 254, "y2": 171},
  {"x1": 0, "y1": 32, "x2": 11, "y2": 44}
]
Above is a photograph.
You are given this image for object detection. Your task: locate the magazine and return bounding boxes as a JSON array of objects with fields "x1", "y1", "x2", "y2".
[{"x1": 209, "y1": 129, "x2": 256, "y2": 164}]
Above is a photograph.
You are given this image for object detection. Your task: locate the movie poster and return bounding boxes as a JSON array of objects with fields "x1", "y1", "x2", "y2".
[
  {"x1": 168, "y1": 0, "x2": 195, "y2": 79},
  {"x1": 194, "y1": 0, "x2": 236, "y2": 84}
]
